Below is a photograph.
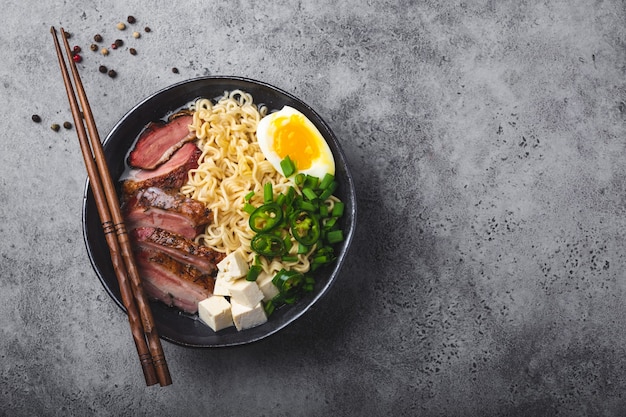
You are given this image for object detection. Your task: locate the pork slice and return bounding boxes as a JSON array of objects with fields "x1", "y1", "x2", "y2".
[
  {"x1": 128, "y1": 115, "x2": 196, "y2": 170},
  {"x1": 135, "y1": 249, "x2": 214, "y2": 314},
  {"x1": 123, "y1": 187, "x2": 211, "y2": 239},
  {"x1": 131, "y1": 227, "x2": 224, "y2": 275},
  {"x1": 121, "y1": 142, "x2": 201, "y2": 196}
]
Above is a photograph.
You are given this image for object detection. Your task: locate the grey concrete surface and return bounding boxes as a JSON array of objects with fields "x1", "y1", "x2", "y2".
[{"x1": 1, "y1": 0, "x2": 626, "y2": 415}]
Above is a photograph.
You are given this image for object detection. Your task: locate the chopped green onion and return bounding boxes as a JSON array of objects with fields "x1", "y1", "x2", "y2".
[
  {"x1": 264, "y1": 300, "x2": 276, "y2": 316},
  {"x1": 298, "y1": 200, "x2": 317, "y2": 212},
  {"x1": 324, "y1": 217, "x2": 338, "y2": 230},
  {"x1": 331, "y1": 201, "x2": 345, "y2": 217},
  {"x1": 281, "y1": 255, "x2": 299, "y2": 262},
  {"x1": 319, "y1": 204, "x2": 329, "y2": 217},
  {"x1": 319, "y1": 173, "x2": 335, "y2": 190},
  {"x1": 244, "y1": 191, "x2": 255, "y2": 202},
  {"x1": 326, "y1": 229, "x2": 344, "y2": 244},
  {"x1": 246, "y1": 265, "x2": 263, "y2": 281},
  {"x1": 295, "y1": 173, "x2": 305, "y2": 187},
  {"x1": 264, "y1": 182, "x2": 273, "y2": 203},
  {"x1": 280, "y1": 155, "x2": 296, "y2": 177},
  {"x1": 318, "y1": 181, "x2": 337, "y2": 200},
  {"x1": 302, "y1": 187, "x2": 318, "y2": 201},
  {"x1": 243, "y1": 203, "x2": 256, "y2": 214},
  {"x1": 304, "y1": 175, "x2": 319, "y2": 189}
]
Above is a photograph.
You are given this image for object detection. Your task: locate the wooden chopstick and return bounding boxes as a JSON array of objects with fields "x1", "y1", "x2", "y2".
[{"x1": 51, "y1": 26, "x2": 172, "y2": 387}]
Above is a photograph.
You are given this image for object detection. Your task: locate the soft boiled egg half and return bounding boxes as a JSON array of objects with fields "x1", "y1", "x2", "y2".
[{"x1": 256, "y1": 106, "x2": 335, "y2": 179}]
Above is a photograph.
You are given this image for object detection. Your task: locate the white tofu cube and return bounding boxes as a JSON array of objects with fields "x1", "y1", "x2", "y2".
[
  {"x1": 231, "y1": 299, "x2": 267, "y2": 331},
  {"x1": 213, "y1": 271, "x2": 234, "y2": 297},
  {"x1": 198, "y1": 296, "x2": 234, "y2": 332},
  {"x1": 256, "y1": 271, "x2": 279, "y2": 302},
  {"x1": 229, "y1": 279, "x2": 264, "y2": 308},
  {"x1": 217, "y1": 250, "x2": 249, "y2": 280}
]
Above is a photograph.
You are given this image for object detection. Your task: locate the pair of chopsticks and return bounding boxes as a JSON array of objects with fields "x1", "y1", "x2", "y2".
[{"x1": 51, "y1": 27, "x2": 172, "y2": 387}]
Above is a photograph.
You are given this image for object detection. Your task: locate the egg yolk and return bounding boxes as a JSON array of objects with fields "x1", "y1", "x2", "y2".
[{"x1": 271, "y1": 114, "x2": 320, "y2": 171}]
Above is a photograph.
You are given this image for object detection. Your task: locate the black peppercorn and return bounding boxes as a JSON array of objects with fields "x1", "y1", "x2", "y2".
[
  {"x1": 108, "y1": 69, "x2": 117, "y2": 78},
  {"x1": 94, "y1": 34, "x2": 103, "y2": 42},
  {"x1": 144, "y1": 26, "x2": 151, "y2": 33},
  {"x1": 31, "y1": 114, "x2": 41, "y2": 123},
  {"x1": 172, "y1": 67, "x2": 179, "y2": 74},
  {"x1": 99, "y1": 65, "x2": 108, "y2": 73},
  {"x1": 63, "y1": 121, "x2": 72, "y2": 129},
  {"x1": 129, "y1": 48, "x2": 137, "y2": 55},
  {"x1": 127, "y1": 15, "x2": 136, "y2": 24},
  {"x1": 90, "y1": 43, "x2": 98, "y2": 51},
  {"x1": 115, "y1": 39, "x2": 123, "y2": 47}
]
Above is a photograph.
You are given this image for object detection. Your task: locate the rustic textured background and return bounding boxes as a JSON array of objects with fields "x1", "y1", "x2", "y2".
[{"x1": 2, "y1": 0, "x2": 626, "y2": 415}]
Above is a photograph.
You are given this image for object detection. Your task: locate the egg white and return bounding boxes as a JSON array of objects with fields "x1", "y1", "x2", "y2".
[{"x1": 256, "y1": 106, "x2": 335, "y2": 180}]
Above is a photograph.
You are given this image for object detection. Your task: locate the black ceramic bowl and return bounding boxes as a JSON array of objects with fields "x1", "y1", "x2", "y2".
[{"x1": 82, "y1": 76, "x2": 356, "y2": 347}]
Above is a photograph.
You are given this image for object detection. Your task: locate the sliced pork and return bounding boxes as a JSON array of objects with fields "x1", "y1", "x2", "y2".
[
  {"x1": 128, "y1": 115, "x2": 196, "y2": 170},
  {"x1": 121, "y1": 142, "x2": 201, "y2": 196},
  {"x1": 134, "y1": 249, "x2": 214, "y2": 314},
  {"x1": 123, "y1": 187, "x2": 211, "y2": 239},
  {"x1": 131, "y1": 227, "x2": 224, "y2": 275}
]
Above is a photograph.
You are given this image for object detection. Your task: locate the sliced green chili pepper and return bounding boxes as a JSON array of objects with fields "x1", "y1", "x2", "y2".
[
  {"x1": 289, "y1": 210, "x2": 320, "y2": 246},
  {"x1": 272, "y1": 269, "x2": 304, "y2": 296},
  {"x1": 249, "y1": 203, "x2": 283, "y2": 233},
  {"x1": 251, "y1": 233, "x2": 285, "y2": 257}
]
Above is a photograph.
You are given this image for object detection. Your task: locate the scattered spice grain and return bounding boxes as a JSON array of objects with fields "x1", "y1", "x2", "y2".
[
  {"x1": 115, "y1": 39, "x2": 124, "y2": 47},
  {"x1": 101, "y1": 47, "x2": 109, "y2": 56},
  {"x1": 94, "y1": 34, "x2": 103, "y2": 42},
  {"x1": 90, "y1": 43, "x2": 98, "y2": 51},
  {"x1": 99, "y1": 65, "x2": 108, "y2": 73},
  {"x1": 63, "y1": 121, "x2": 72, "y2": 130},
  {"x1": 116, "y1": 22, "x2": 126, "y2": 30},
  {"x1": 127, "y1": 16, "x2": 136, "y2": 24},
  {"x1": 108, "y1": 69, "x2": 117, "y2": 78},
  {"x1": 132, "y1": 31, "x2": 140, "y2": 39},
  {"x1": 144, "y1": 26, "x2": 151, "y2": 33},
  {"x1": 31, "y1": 114, "x2": 41, "y2": 123},
  {"x1": 129, "y1": 48, "x2": 137, "y2": 55},
  {"x1": 172, "y1": 67, "x2": 179, "y2": 74},
  {"x1": 51, "y1": 123, "x2": 60, "y2": 132}
]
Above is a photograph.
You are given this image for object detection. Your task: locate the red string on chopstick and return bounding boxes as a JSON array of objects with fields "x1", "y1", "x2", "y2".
[{"x1": 50, "y1": 26, "x2": 172, "y2": 387}]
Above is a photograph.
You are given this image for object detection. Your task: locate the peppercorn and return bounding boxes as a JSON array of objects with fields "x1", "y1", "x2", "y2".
[
  {"x1": 144, "y1": 26, "x2": 151, "y2": 33},
  {"x1": 172, "y1": 67, "x2": 179, "y2": 74},
  {"x1": 94, "y1": 34, "x2": 103, "y2": 42},
  {"x1": 90, "y1": 43, "x2": 98, "y2": 51},
  {"x1": 32, "y1": 114, "x2": 41, "y2": 123},
  {"x1": 72, "y1": 54, "x2": 82, "y2": 63},
  {"x1": 64, "y1": 32, "x2": 71, "y2": 39},
  {"x1": 132, "y1": 31, "x2": 140, "y2": 39},
  {"x1": 101, "y1": 47, "x2": 109, "y2": 56},
  {"x1": 116, "y1": 22, "x2": 126, "y2": 30},
  {"x1": 51, "y1": 123, "x2": 60, "y2": 132},
  {"x1": 129, "y1": 48, "x2": 137, "y2": 55},
  {"x1": 99, "y1": 65, "x2": 108, "y2": 73},
  {"x1": 108, "y1": 69, "x2": 117, "y2": 78},
  {"x1": 115, "y1": 39, "x2": 123, "y2": 47},
  {"x1": 63, "y1": 121, "x2": 72, "y2": 129},
  {"x1": 111, "y1": 43, "x2": 117, "y2": 50},
  {"x1": 73, "y1": 45, "x2": 81, "y2": 53},
  {"x1": 127, "y1": 15, "x2": 136, "y2": 24}
]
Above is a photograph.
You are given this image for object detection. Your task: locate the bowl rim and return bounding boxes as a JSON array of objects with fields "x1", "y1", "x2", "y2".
[{"x1": 81, "y1": 75, "x2": 357, "y2": 347}]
